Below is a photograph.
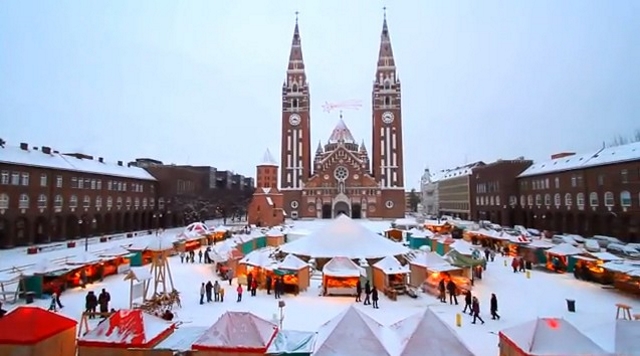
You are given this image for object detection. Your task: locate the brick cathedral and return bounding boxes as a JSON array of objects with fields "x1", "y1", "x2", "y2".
[{"x1": 249, "y1": 14, "x2": 405, "y2": 224}]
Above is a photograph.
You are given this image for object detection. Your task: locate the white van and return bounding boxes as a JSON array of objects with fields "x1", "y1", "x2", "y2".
[{"x1": 584, "y1": 239, "x2": 601, "y2": 253}]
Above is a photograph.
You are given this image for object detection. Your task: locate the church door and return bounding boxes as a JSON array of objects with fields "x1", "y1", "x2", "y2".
[
  {"x1": 352, "y1": 204, "x2": 362, "y2": 219},
  {"x1": 333, "y1": 201, "x2": 350, "y2": 218},
  {"x1": 322, "y1": 204, "x2": 332, "y2": 219}
]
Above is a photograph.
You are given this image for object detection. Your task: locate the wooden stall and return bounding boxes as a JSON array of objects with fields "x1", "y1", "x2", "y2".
[
  {"x1": 98, "y1": 246, "x2": 134, "y2": 278},
  {"x1": 322, "y1": 257, "x2": 365, "y2": 296},
  {"x1": 214, "y1": 248, "x2": 244, "y2": 280},
  {"x1": 372, "y1": 256, "x2": 410, "y2": 300},
  {"x1": 266, "y1": 228, "x2": 285, "y2": 247},
  {"x1": 614, "y1": 268, "x2": 640, "y2": 296},
  {"x1": 273, "y1": 254, "x2": 310, "y2": 294},
  {"x1": 407, "y1": 228, "x2": 433, "y2": 250},
  {"x1": 424, "y1": 265, "x2": 470, "y2": 296},
  {"x1": 20, "y1": 260, "x2": 69, "y2": 298},
  {"x1": 433, "y1": 236, "x2": 455, "y2": 256},
  {"x1": 237, "y1": 247, "x2": 278, "y2": 287},
  {"x1": 191, "y1": 311, "x2": 278, "y2": 356},
  {"x1": 0, "y1": 306, "x2": 77, "y2": 356},
  {"x1": 570, "y1": 252, "x2": 623, "y2": 284},
  {"x1": 384, "y1": 228, "x2": 404, "y2": 243},
  {"x1": 213, "y1": 226, "x2": 230, "y2": 242},
  {"x1": 408, "y1": 252, "x2": 448, "y2": 288},
  {"x1": 518, "y1": 240, "x2": 554, "y2": 267},
  {"x1": 545, "y1": 243, "x2": 583, "y2": 273},
  {"x1": 425, "y1": 221, "x2": 453, "y2": 234},
  {"x1": 65, "y1": 252, "x2": 104, "y2": 287},
  {"x1": 77, "y1": 309, "x2": 175, "y2": 356}
]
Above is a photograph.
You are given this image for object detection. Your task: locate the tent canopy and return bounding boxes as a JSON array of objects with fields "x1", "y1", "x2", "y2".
[
  {"x1": 373, "y1": 256, "x2": 410, "y2": 275},
  {"x1": 499, "y1": 318, "x2": 610, "y2": 355},
  {"x1": 390, "y1": 308, "x2": 473, "y2": 356},
  {"x1": 279, "y1": 215, "x2": 409, "y2": 259},
  {"x1": 409, "y1": 251, "x2": 448, "y2": 269},
  {"x1": 547, "y1": 243, "x2": 583, "y2": 256},
  {"x1": 583, "y1": 319, "x2": 640, "y2": 354},
  {"x1": 192, "y1": 311, "x2": 278, "y2": 351},
  {"x1": 314, "y1": 305, "x2": 398, "y2": 356},
  {"x1": 323, "y1": 257, "x2": 366, "y2": 278},
  {"x1": 278, "y1": 254, "x2": 308, "y2": 271},
  {"x1": 266, "y1": 330, "x2": 316, "y2": 355},
  {"x1": 77, "y1": 309, "x2": 174, "y2": 348},
  {"x1": 0, "y1": 306, "x2": 77, "y2": 345}
]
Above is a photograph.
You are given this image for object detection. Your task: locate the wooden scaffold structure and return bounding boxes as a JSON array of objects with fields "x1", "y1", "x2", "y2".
[{"x1": 140, "y1": 235, "x2": 181, "y2": 313}]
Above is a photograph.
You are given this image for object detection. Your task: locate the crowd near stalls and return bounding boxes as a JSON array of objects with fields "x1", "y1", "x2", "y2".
[{"x1": 407, "y1": 251, "x2": 470, "y2": 297}]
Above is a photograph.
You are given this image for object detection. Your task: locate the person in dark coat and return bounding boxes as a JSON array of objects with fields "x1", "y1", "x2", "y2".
[
  {"x1": 52, "y1": 285, "x2": 64, "y2": 309},
  {"x1": 198, "y1": 250, "x2": 203, "y2": 263},
  {"x1": 447, "y1": 279, "x2": 458, "y2": 305},
  {"x1": 462, "y1": 290, "x2": 473, "y2": 314},
  {"x1": 205, "y1": 281, "x2": 213, "y2": 302},
  {"x1": 364, "y1": 281, "x2": 372, "y2": 305},
  {"x1": 247, "y1": 273, "x2": 253, "y2": 290},
  {"x1": 471, "y1": 296, "x2": 485, "y2": 324},
  {"x1": 371, "y1": 288, "x2": 379, "y2": 309},
  {"x1": 355, "y1": 280, "x2": 362, "y2": 302},
  {"x1": 518, "y1": 258, "x2": 526, "y2": 272},
  {"x1": 250, "y1": 279, "x2": 258, "y2": 296},
  {"x1": 266, "y1": 275, "x2": 273, "y2": 295},
  {"x1": 511, "y1": 258, "x2": 519, "y2": 273},
  {"x1": 490, "y1": 293, "x2": 500, "y2": 320},
  {"x1": 98, "y1": 289, "x2": 111, "y2": 316},
  {"x1": 85, "y1": 291, "x2": 98, "y2": 319},
  {"x1": 438, "y1": 279, "x2": 446, "y2": 303}
]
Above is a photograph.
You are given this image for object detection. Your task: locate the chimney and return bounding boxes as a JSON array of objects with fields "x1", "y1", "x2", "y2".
[
  {"x1": 117, "y1": 161, "x2": 123, "y2": 166},
  {"x1": 42, "y1": 146, "x2": 51, "y2": 154},
  {"x1": 33, "y1": 147, "x2": 39, "y2": 150},
  {"x1": 20, "y1": 142, "x2": 28, "y2": 150},
  {"x1": 98, "y1": 157, "x2": 104, "y2": 163},
  {"x1": 53, "y1": 150, "x2": 59, "y2": 154},
  {"x1": 551, "y1": 152, "x2": 576, "y2": 160}
]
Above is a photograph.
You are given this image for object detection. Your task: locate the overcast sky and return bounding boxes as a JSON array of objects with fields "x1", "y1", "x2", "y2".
[{"x1": 1, "y1": 1, "x2": 638, "y2": 189}]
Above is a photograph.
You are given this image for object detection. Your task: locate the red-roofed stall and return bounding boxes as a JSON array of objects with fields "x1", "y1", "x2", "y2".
[
  {"x1": 77, "y1": 309, "x2": 175, "y2": 356},
  {"x1": 192, "y1": 311, "x2": 278, "y2": 356},
  {"x1": 0, "y1": 306, "x2": 77, "y2": 356}
]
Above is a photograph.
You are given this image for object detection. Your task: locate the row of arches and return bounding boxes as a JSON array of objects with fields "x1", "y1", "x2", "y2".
[{"x1": 0, "y1": 210, "x2": 185, "y2": 248}]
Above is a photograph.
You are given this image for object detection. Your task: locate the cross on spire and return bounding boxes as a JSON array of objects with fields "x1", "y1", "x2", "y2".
[
  {"x1": 383, "y1": 6, "x2": 386, "y2": 20},
  {"x1": 295, "y1": 10, "x2": 299, "y2": 24}
]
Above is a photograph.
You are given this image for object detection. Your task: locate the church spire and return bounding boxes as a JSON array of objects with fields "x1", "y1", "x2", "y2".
[
  {"x1": 287, "y1": 12, "x2": 305, "y2": 72},
  {"x1": 377, "y1": 7, "x2": 395, "y2": 69}
]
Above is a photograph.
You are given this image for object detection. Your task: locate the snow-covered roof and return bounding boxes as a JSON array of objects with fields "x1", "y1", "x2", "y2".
[
  {"x1": 584, "y1": 320, "x2": 640, "y2": 355},
  {"x1": 432, "y1": 162, "x2": 484, "y2": 182},
  {"x1": 600, "y1": 261, "x2": 640, "y2": 273},
  {"x1": 449, "y1": 240, "x2": 480, "y2": 255},
  {"x1": 259, "y1": 148, "x2": 278, "y2": 166},
  {"x1": 27, "y1": 259, "x2": 69, "y2": 275},
  {"x1": 373, "y1": 256, "x2": 410, "y2": 275},
  {"x1": 266, "y1": 197, "x2": 274, "y2": 206},
  {"x1": 240, "y1": 247, "x2": 277, "y2": 268},
  {"x1": 266, "y1": 330, "x2": 316, "y2": 355},
  {"x1": 527, "y1": 240, "x2": 555, "y2": 249},
  {"x1": 279, "y1": 215, "x2": 409, "y2": 259},
  {"x1": 125, "y1": 266, "x2": 153, "y2": 282},
  {"x1": 0, "y1": 144, "x2": 156, "y2": 181},
  {"x1": 146, "y1": 235, "x2": 177, "y2": 252},
  {"x1": 322, "y1": 257, "x2": 366, "y2": 278},
  {"x1": 191, "y1": 311, "x2": 278, "y2": 352},
  {"x1": 153, "y1": 326, "x2": 207, "y2": 351},
  {"x1": 391, "y1": 308, "x2": 474, "y2": 356},
  {"x1": 314, "y1": 305, "x2": 399, "y2": 356},
  {"x1": 407, "y1": 228, "x2": 434, "y2": 238},
  {"x1": 328, "y1": 116, "x2": 356, "y2": 144},
  {"x1": 587, "y1": 252, "x2": 623, "y2": 261},
  {"x1": 499, "y1": 318, "x2": 610, "y2": 355},
  {"x1": 394, "y1": 218, "x2": 420, "y2": 228},
  {"x1": 98, "y1": 246, "x2": 132, "y2": 258},
  {"x1": 214, "y1": 226, "x2": 229, "y2": 233},
  {"x1": 78, "y1": 309, "x2": 174, "y2": 348},
  {"x1": 65, "y1": 251, "x2": 102, "y2": 266},
  {"x1": 278, "y1": 254, "x2": 308, "y2": 271},
  {"x1": 266, "y1": 227, "x2": 284, "y2": 237},
  {"x1": 519, "y1": 141, "x2": 640, "y2": 178},
  {"x1": 408, "y1": 252, "x2": 448, "y2": 269},
  {"x1": 547, "y1": 243, "x2": 583, "y2": 256}
]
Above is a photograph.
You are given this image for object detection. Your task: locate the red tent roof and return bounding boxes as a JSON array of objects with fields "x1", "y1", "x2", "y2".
[
  {"x1": 0, "y1": 306, "x2": 77, "y2": 345},
  {"x1": 77, "y1": 309, "x2": 174, "y2": 348}
]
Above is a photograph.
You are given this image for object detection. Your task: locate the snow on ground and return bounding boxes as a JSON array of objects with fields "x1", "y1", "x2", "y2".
[{"x1": 3, "y1": 218, "x2": 640, "y2": 355}]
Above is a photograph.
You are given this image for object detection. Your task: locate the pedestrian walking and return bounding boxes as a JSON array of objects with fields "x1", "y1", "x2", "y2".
[
  {"x1": 266, "y1": 275, "x2": 272, "y2": 295},
  {"x1": 236, "y1": 284, "x2": 243, "y2": 302},
  {"x1": 180, "y1": 252, "x2": 185, "y2": 263},
  {"x1": 52, "y1": 285, "x2": 64, "y2": 309},
  {"x1": 205, "y1": 281, "x2": 213, "y2": 302},
  {"x1": 48, "y1": 293, "x2": 58, "y2": 312},
  {"x1": 364, "y1": 281, "x2": 371, "y2": 305},
  {"x1": 511, "y1": 258, "x2": 519, "y2": 273},
  {"x1": 355, "y1": 280, "x2": 362, "y2": 302},
  {"x1": 219, "y1": 286, "x2": 225, "y2": 302},
  {"x1": 471, "y1": 296, "x2": 485, "y2": 324},
  {"x1": 438, "y1": 279, "x2": 446, "y2": 303},
  {"x1": 250, "y1": 278, "x2": 258, "y2": 297},
  {"x1": 213, "y1": 281, "x2": 220, "y2": 302},
  {"x1": 447, "y1": 279, "x2": 458, "y2": 305},
  {"x1": 226, "y1": 269, "x2": 233, "y2": 285},
  {"x1": 199, "y1": 283, "x2": 205, "y2": 305},
  {"x1": 490, "y1": 293, "x2": 500, "y2": 320},
  {"x1": 371, "y1": 288, "x2": 379, "y2": 309},
  {"x1": 462, "y1": 290, "x2": 473, "y2": 314},
  {"x1": 198, "y1": 250, "x2": 203, "y2": 263}
]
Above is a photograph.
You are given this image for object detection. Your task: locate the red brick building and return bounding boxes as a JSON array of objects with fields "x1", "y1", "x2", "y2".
[
  {"x1": 279, "y1": 16, "x2": 405, "y2": 219},
  {"x1": 515, "y1": 142, "x2": 640, "y2": 242},
  {"x1": 0, "y1": 142, "x2": 158, "y2": 248},
  {"x1": 248, "y1": 149, "x2": 285, "y2": 227},
  {"x1": 470, "y1": 158, "x2": 533, "y2": 226}
]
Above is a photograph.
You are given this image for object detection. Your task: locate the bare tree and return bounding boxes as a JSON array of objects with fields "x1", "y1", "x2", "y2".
[{"x1": 607, "y1": 129, "x2": 640, "y2": 147}]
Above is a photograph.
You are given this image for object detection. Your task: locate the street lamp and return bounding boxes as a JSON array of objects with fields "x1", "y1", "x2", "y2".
[{"x1": 78, "y1": 219, "x2": 85, "y2": 250}]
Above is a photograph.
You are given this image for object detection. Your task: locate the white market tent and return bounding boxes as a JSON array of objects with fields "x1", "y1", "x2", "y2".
[
  {"x1": 266, "y1": 330, "x2": 316, "y2": 355},
  {"x1": 279, "y1": 215, "x2": 409, "y2": 259},
  {"x1": 322, "y1": 257, "x2": 366, "y2": 278},
  {"x1": 191, "y1": 311, "x2": 278, "y2": 352},
  {"x1": 314, "y1": 305, "x2": 399, "y2": 356},
  {"x1": 390, "y1": 308, "x2": 474, "y2": 356},
  {"x1": 547, "y1": 243, "x2": 583, "y2": 256},
  {"x1": 583, "y1": 319, "x2": 640, "y2": 355},
  {"x1": 499, "y1": 318, "x2": 611, "y2": 356}
]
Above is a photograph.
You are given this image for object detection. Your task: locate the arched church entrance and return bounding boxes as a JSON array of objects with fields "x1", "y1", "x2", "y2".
[
  {"x1": 322, "y1": 204, "x2": 332, "y2": 219},
  {"x1": 333, "y1": 201, "x2": 350, "y2": 218}
]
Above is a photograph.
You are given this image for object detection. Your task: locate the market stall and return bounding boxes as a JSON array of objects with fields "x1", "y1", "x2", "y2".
[
  {"x1": 266, "y1": 228, "x2": 285, "y2": 247},
  {"x1": 266, "y1": 330, "x2": 316, "y2": 356},
  {"x1": 98, "y1": 246, "x2": 133, "y2": 277},
  {"x1": 407, "y1": 228, "x2": 434, "y2": 250},
  {"x1": 237, "y1": 247, "x2": 278, "y2": 287},
  {"x1": 213, "y1": 226, "x2": 230, "y2": 242},
  {"x1": 372, "y1": 256, "x2": 410, "y2": 298},
  {"x1": 21, "y1": 259, "x2": 69, "y2": 298},
  {"x1": 433, "y1": 235, "x2": 455, "y2": 256},
  {"x1": 518, "y1": 240, "x2": 555, "y2": 267},
  {"x1": 392, "y1": 308, "x2": 474, "y2": 356},
  {"x1": 77, "y1": 309, "x2": 175, "y2": 356},
  {"x1": 191, "y1": 311, "x2": 278, "y2": 356},
  {"x1": 408, "y1": 251, "x2": 448, "y2": 288},
  {"x1": 425, "y1": 221, "x2": 453, "y2": 234},
  {"x1": 250, "y1": 229, "x2": 267, "y2": 249},
  {"x1": 545, "y1": 243, "x2": 583, "y2": 273},
  {"x1": 613, "y1": 268, "x2": 640, "y2": 296},
  {"x1": 274, "y1": 254, "x2": 310, "y2": 294},
  {"x1": 65, "y1": 251, "x2": 104, "y2": 287},
  {"x1": 570, "y1": 252, "x2": 623, "y2": 284},
  {"x1": 322, "y1": 257, "x2": 366, "y2": 296},
  {"x1": 213, "y1": 247, "x2": 244, "y2": 280},
  {"x1": 0, "y1": 306, "x2": 77, "y2": 356},
  {"x1": 498, "y1": 318, "x2": 609, "y2": 356},
  {"x1": 384, "y1": 227, "x2": 404, "y2": 242},
  {"x1": 424, "y1": 265, "x2": 471, "y2": 296}
]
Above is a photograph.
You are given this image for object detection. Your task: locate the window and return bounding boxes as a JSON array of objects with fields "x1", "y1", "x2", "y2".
[
  {"x1": 96, "y1": 196, "x2": 102, "y2": 208},
  {"x1": 554, "y1": 177, "x2": 559, "y2": 189},
  {"x1": 91, "y1": 179, "x2": 96, "y2": 190},
  {"x1": 150, "y1": 198, "x2": 155, "y2": 208},
  {"x1": 21, "y1": 173, "x2": 29, "y2": 186},
  {"x1": 620, "y1": 191, "x2": 631, "y2": 207},
  {"x1": 535, "y1": 194, "x2": 542, "y2": 206},
  {"x1": 83, "y1": 195, "x2": 91, "y2": 208},
  {"x1": 554, "y1": 193, "x2": 561, "y2": 206},
  {"x1": 134, "y1": 197, "x2": 140, "y2": 208},
  {"x1": 490, "y1": 196, "x2": 495, "y2": 205},
  {"x1": 576, "y1": 193, "x2": 585, "y2": 207},
  {"x1": 84, "y1": 179, "x2": 90, "y2": 189},
  {"x1": 96, "y1": 180, "x2": 102, "y2": 190},
  {"x1": 107, "y1": 196, "x2": 113, "y2": 208},
  {"x1": 140, "y1": 184, "x2": 144, "y2": 193},
  {"x1": 126, "y1": 197, "x2": 132, "y2": 208},
  {"x1": 604, "y1": 191, "x2": 614, "y2": 206},
  {"x1": 142, "y1": 198, "x2": 148, "y2": 208},
  {"x1": 621, "y1": 170, "x2": 628, "y2": 183},
  {"x1": 158, "y1": 198, "x2": 165, "y2": 209},
  {"x1": 116, "y1": 197, "x2": 123, "y2": 209},
  {"x1": 54, "y1": 195, "x2": 63, "y2": 208},
  {"x1": 577, "y1": 176, "x2": 583, "y2": 187},
  {"x1": 70, "y1": 195, "x2": 78, "y2": 208},
  {"x1": 496, "y1": 196, "x2": 500, "y2": 206},
  {"x1": 71, "y1": 177, "x2": 78, "y2": 188},
  {"x1": 520, "y1": 195, "x2": 525, "y2": 207},
  {"x1": 11, "y1": 172, "x2": 19, "y2": 185},
  {"x1": 56, "y1": 175, "x2": 63, "y2": 188},
  {"x1": 292, "y1": 83, "x2": 298, "y2": 92},
  {"x1": 40, "y1": 174, "x2": 47, "y2": 187},
  {"x1": 545, "y1": 179, "x2": 549, "y2": 189},
  {"x1": 597, "y1": 174, "x2": 604, "y2": 186},
  {"x1": 589, "y1": 192, "x2": 599, "y2": 207},
  {"x1": 123, "y1": 183, "x2": 127, "y2": 191},
  {"x1": 107, "y1": 181, "x2": 113, "y2": 190},
  {"x1": 38, "y1": 194, "x2": 47, "y2": 208},
  {"x1": 544, "y1": 194, "x2": 551, "y2": 206},
  {"x1": 383, "y1": 80, "x2": 391, "y2": 90},
  {"x1": 0, "y1": 171, "x2": 8, "y2": 185},
  {"x1": 19, "y1": 194, "x2": 29, "y2": 209},
  {"x1": 571, "y1": 176, "x2": 577, "y2": 187},
  {"x1": 564, "y1": 193, "x2": 572, "y2": 206},
  {"x1": 117, "y1": 182, "x2": 122, "y2": 191},
  {"x1": 527, "y1": 195, "x2": 533, "y2": 206},
  {"x1": 384, "y1": 97, "x2": 390, "y2": 106},
  {"x1": 78, "y1": 179, "x2": 84, "y2": 189},
  {"x1": 0, "y1": 194, "x2": 8, "y2": 209}
]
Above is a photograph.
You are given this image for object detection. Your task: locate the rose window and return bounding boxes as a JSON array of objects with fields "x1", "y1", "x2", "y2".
[{"x1": 334, "y1": 166, "x2": 349, "y2": 181}]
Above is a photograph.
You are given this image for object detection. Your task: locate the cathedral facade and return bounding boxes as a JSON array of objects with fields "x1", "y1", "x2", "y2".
[{"x1": 279, "y1": 15, "x2": 405, "y2": 219}]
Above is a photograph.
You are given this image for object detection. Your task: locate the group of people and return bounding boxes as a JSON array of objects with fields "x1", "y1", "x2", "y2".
[
  {"x1": 84, "y1": 288, "x2": 112, "y2": 319},
  {"x1": 199, "y1": 280, "x2": 225, "y2": 304},
  {"x1": 461, "y1": 290, "x2": 500, "y2": 324},
  {"x1": 356, "y1": 280, "x2": 379, "y2": 309}
]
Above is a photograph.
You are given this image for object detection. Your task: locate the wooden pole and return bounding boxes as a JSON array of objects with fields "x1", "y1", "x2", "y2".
[{"x1": 129, "y1": 277, "x2": 133, "y2": 309}]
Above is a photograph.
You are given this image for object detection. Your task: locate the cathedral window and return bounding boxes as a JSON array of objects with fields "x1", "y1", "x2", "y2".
[
  {"x1": 291, "y1": 98, "x2": 299, "y2": 109},
  {"x1": 383, "y1": 80, "x2": 391, "y2": 90},
  {"x1": 384, "y1": 97, "x2": 391, "y2": 107},
  {"x1": 292, "y1": 83, "x2": 298, "y2": 92}
]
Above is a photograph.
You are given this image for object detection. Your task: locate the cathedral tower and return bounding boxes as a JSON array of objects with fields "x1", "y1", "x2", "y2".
[
  {"x1": 371, "y1": 12, "x2": 405, "y2": 217},
  {"x1": 280, "y1": 15, "x2": 311, "y2": 218},
  {"x1": 256, "y1": 149, "x2": 278, "y2": 189}
]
